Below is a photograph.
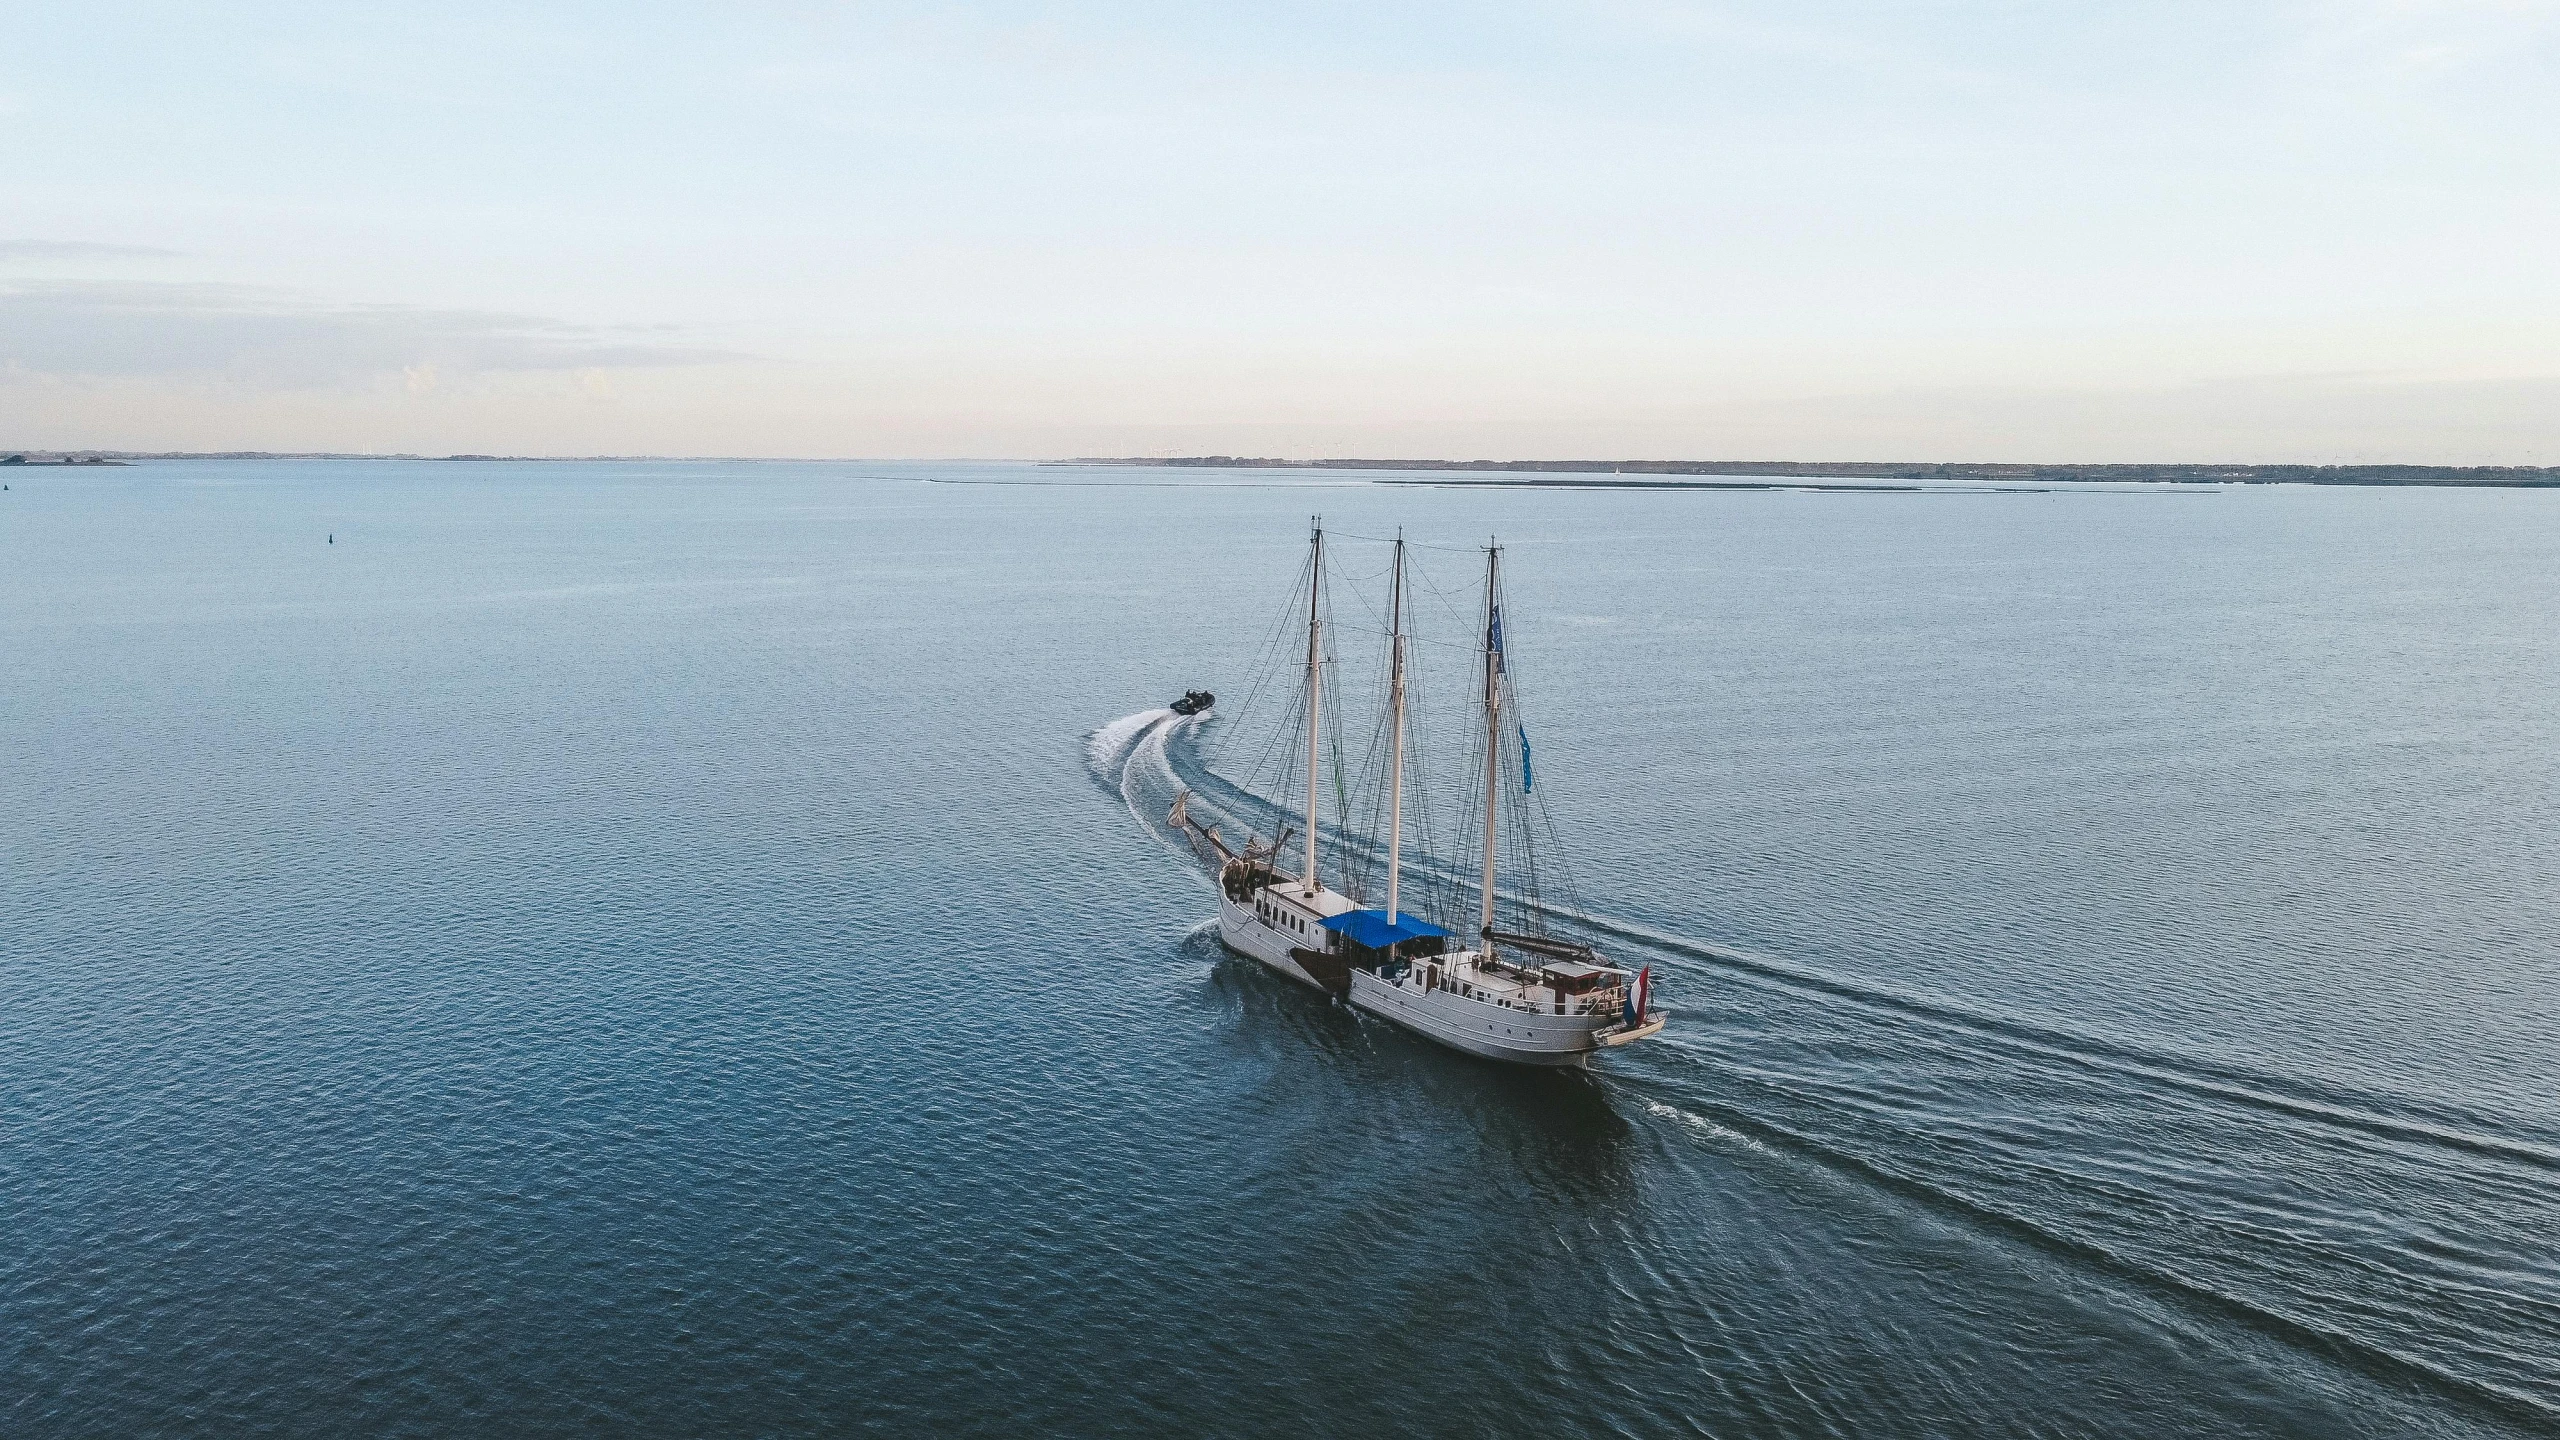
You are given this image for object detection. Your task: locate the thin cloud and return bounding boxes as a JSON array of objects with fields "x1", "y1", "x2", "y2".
[
  {"x1": 0, "y1": 240, "x2": 184, "y2": 260},
  {"x1": 0, "y1": 279, "x2": 745, "y2": 386}
]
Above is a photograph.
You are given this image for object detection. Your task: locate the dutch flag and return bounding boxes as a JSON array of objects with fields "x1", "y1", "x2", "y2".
[{"x1": 1624, "y1": 966, "x2": 1653, "y2": 1027}]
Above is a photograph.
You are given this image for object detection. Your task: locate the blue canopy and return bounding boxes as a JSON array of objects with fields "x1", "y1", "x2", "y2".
[{"x1": 1320, "y1": 909, "x2": 1452, "y2": 949}]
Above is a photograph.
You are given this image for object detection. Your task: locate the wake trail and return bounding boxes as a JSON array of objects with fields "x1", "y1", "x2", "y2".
[
  {"x1": 1095, "y1": 704, "x2": 2560, "y2": 1425},
  {"x1": 1132, "y1": 712, "x2": 2560, "y2": 1174},
  {"x1": 1626, "y1": 1082, "x2": 2560, "y2": 1431},
  {"x1": 1098, "y1": 709, "x2": 1216, "y2": 872},
  {"x1": 1589, "y1": 913, "x2": 2560, "y2": 1178},
  {"x1": 1086, "y1": 707, "x2": 1172, "y2": 784}
]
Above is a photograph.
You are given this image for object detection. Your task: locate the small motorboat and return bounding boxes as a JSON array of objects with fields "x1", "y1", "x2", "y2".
[{"x1": 1170, "y1": 689, "x2": 1216, "y2": 716}]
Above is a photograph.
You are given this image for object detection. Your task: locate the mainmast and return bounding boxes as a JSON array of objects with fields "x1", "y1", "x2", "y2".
[
  {"x1": 1302, "y1": 519, "x2": 1324, "y2": 896},
  {"x1": 1477, "y1": 542, "x2": 1501, "y2": 946},
  {"x1": 1385, "y1": 531, "x2": 1407, "y2": 924}
]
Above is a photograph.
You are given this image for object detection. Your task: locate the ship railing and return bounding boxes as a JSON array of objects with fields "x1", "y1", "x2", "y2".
[{"x1": 1448, "y1": 988, "x2": 1627, "y2": 1018}]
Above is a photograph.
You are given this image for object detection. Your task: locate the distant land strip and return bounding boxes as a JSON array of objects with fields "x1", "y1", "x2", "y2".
[
  {"x1": 11, "y1": 453, "x2": 2555, "y2": 486},
  {"x1": 1067, "y1": 457, "x2": 2560, "y2": 487},
  {"x1": 1, "y1": 451, "x2": 732, "y2": 463}
]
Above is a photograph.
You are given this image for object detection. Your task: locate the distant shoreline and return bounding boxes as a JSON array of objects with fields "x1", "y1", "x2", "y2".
[
  {"x1": 8, "y1": 453, "x2": 2554, "y2": 486},
  {"x1": 0, "y1": 451, "x2": 724, "y2": 463},
  {"x1": 1066, "y1": 457, "x2": 2560, "y2": 488}
]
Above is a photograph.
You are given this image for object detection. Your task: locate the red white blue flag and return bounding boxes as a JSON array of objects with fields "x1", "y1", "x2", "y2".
[{"x1": 1625, "y1": 966, "x2": 1653, "y2": 1026}]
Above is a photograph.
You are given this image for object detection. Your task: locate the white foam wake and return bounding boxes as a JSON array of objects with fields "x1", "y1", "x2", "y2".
[
  {"x1": 1092, "y1": 707, "x2": 1214, "y2": 871},
  {"x1": 1086, "y1": 708, "x2": 1172, "y2": 783},
  {"x1": 1645, "y1": 1100, "x2": 1775, "y2": 1155}
]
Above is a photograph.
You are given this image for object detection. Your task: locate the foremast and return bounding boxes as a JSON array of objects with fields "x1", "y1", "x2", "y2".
[{"x1": 1302, "y1": 519, "x2": 1324, "y2": 897}]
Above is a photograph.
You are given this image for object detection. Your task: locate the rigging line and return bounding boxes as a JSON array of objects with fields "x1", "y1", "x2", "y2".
[
  {"x1": 1226, "y1": 550, "x2": 1320, "y2": 842},
  {"x1": 1264, "y1": 614, "x2": 1322, "y2": 801},
  {"x1": 1321, "y1": 621, "x2": 1482, "y2": 652},
  {"x1": 1319, "y1": 581, "x2": 1361, "y2": 887},
  {"x1": 1337, "y1": 579, "x2": 1391, "y2": 639},
  {"x1": 1228, "y1": 630, "x2": 1304, "y2": 817},
  {"x1": 1330, "y1": 548, "x2": 1400, "y2": 653},
  {"x1": 1339, "y1": 685, "x2": 1396, "y2": 905},
  {"x1": 1220, "y1": 545, "x2": 1312, "y2": 743},
  {"x1": 1326, "y1": 548, "x2": 1458, "y2": 918},
  {"x1": 1226, "y1": 629, "x2": 1293, "y2": 767},
  {"x1": 1245, "y1": 685, "x2": 1305, "y2": 831},
  {"x1": 1374, "y1": 566, "x2": 1481, "y2": 649},
  {"x1": 1352, "y1": 590, "x2": 1419, "y2": 902},
  {"x1": 1485, "y1": 595, "x2": 1591, "y2": 931},
  {"x1": 1409, "y1": 634, "x2": 1491, "y2": 654},
  {"x1": 1211, "y1": 814, "x2": 1585, "y2": 950},
  {"x1": 1401, "y1": 685, "x2": 1456, "y2": 926},
  {"x1": 1320, "y1": 528, "x2": 1485, "y2": 554},
  {"x1": 1412, "y1": 561, "x2": 1486, "y2": 636},
  {"x1": 1515, "y1": 709, "x2": 1587, "y2": 926}
]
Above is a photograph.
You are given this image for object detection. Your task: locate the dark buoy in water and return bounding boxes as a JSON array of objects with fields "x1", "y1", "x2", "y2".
[{"x1": 328, "y1": 533, "x2": 334, "y2": 544}]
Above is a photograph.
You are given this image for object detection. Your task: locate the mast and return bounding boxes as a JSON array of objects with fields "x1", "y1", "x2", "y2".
[
  {"x1": 1478, "y1": 542, "x2": 1501, "y2": 946},
  {"x1": 1302, "y1": 518, "x2": 1324, "y2": 895},
  {"x1": 1385, "y1": 531, "x2": 1407, "y2": 924}
]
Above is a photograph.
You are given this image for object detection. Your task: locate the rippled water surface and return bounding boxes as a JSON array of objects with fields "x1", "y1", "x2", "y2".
[{"x1": 6, "y1": 460, "x2": 2557, "y2": 1437}]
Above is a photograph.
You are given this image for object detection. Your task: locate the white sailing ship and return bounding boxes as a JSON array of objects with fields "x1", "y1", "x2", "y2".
[{"x1": 1172, "y1": 523, "x2": 1664, "y2": 1067}]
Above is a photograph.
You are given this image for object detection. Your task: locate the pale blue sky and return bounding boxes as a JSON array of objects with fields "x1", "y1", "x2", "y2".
[{"x1": 5, "y1": 2, "x2": 2556, "y2": 459}]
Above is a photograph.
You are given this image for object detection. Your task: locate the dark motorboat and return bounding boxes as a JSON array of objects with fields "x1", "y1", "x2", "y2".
[{"x1": 1170, "y1": 689, "x2": 1215, "y2": 716}]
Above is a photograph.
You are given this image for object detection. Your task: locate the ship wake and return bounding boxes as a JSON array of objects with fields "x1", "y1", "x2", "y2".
[{"x1": 1087, "y1": 703, "x2": 2560, "y2": 1430}]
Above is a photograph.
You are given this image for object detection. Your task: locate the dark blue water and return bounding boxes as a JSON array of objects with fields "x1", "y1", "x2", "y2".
[{"x1": 6, "y1": 460, "x2": 2557, "y2": 1437}]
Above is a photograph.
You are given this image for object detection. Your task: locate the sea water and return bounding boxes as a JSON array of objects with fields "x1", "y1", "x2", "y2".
[{"x1": 4, "y1": 460, "x2": 2556, "y2": 1437}]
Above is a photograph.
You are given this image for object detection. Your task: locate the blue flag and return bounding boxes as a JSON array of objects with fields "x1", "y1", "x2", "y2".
[
  {"x1": 1519, "y1": 725, "x2": 1532, "y2": 792},
  {"x1": 1487, "y1": 606, "x2": 1504, "y2": 673}
]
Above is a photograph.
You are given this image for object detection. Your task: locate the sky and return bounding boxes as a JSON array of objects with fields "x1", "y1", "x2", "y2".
[{"x1": 4, "y1": 1, "x2": 2557, "y2": 462}]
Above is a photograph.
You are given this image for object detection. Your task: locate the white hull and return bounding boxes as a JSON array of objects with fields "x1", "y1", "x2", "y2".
[
  {"x1": 1218, "y1": 892, "x2": 1325, "y2": 988},
  {"x1": 1347, "y1": 957, "x2": 1628, "y2": 1068},
  {"x1": 1215, "y1": 885, "x2": 1654, "y2": 1067}
]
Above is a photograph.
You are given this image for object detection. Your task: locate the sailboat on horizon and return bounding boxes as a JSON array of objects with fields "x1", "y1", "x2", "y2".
[{"x1": 1171, "y1": 521, "x2": 1664, "y2": 1067}]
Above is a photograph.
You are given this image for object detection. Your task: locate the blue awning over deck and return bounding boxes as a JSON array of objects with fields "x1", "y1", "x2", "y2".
[{"x1": 1320, "y1": 910, "x2": 1452, "y2": 949}]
